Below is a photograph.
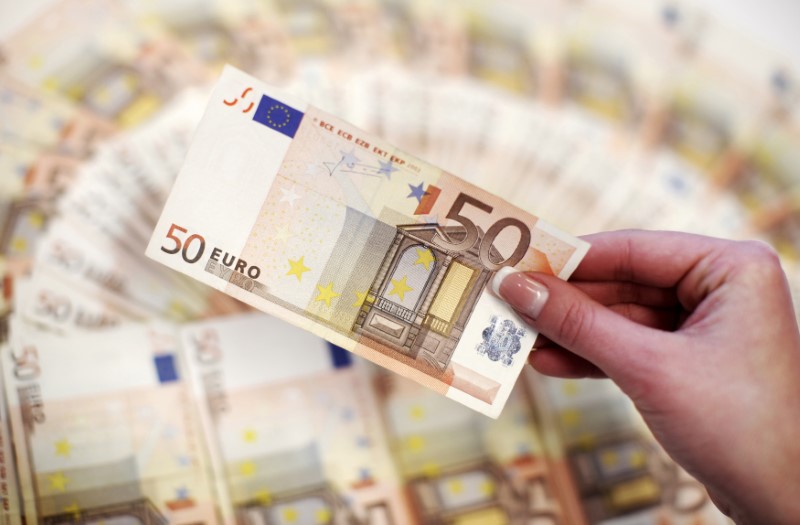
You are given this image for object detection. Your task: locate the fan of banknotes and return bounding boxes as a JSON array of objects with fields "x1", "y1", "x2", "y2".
[{"x1": 1, "y1": 0, "x2": 797, "y2": 522}]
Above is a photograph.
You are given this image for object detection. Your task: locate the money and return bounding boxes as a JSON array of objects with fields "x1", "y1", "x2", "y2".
[
  {"x1": 0, "y1": 358, "x2": 22, "y2": 525},
  {"x1": 523, "y1": 370, "x2": 729, "y2": 525},
  {"x1": 0, "y1": 74, "x2": 114, "y2": 157},
  {"x1": 180, "y1": 312, "x2": 413, "y2": 524},
  {"x1": 147, "y1": 65, "x2": 589, "y2": 417},
  {"x1": 1, "y1": 0, "x2": 210, "y2": 128},
  {"x1": 1, "y1": 0, "x2": 794, "y2": 522},
  {"x1": 12, "y1": 269, "x2": 148, "y2": 332},
  {"x1": 2, "y1": 318, "x2": 222, "y2": 524},
  {"x1": 369, "y1": 365, "x2": 575, "y2": 523}
]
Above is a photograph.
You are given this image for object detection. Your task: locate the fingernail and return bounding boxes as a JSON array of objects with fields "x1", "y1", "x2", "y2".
[{"x1": 492, "y1": 269, "x2": 549, "y2": 319}]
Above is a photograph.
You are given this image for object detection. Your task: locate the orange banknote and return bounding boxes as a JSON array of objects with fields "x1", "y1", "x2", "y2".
[{"x1": 147, "y1": 66, "x2": 589, "y2": 417}]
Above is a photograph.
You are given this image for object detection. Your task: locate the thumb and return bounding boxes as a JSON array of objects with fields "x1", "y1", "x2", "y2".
[{"x1": 493, "y1": 268, "x2": 663, "y2": 382}]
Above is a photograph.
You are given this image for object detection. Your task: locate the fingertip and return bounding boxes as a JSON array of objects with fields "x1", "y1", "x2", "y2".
[
  {"x1": 491, "y1": 266, "x2": 518, "y2": 297},
  {"x1": 496, "y1": 270, "x2": 550, "y2": 320}
]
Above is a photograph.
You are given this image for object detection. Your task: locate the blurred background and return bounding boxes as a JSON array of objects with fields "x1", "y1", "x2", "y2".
[{"x1": 0, "y1": 0, "x2": 798, "y2": 524}]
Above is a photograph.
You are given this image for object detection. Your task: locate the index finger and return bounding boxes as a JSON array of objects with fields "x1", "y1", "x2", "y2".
[{"x1": 571, "y1": 229, "x2": 724, "y2": 288}]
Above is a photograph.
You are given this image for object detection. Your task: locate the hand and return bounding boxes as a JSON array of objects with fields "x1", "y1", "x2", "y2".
[{"x1": 494, "y1": 230, "x2": 800, "y2": 525}]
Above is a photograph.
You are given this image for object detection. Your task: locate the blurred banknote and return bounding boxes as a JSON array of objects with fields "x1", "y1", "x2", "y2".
[
  {"x1": 180, "y1": 313, "x2": 413, "y2": 524},
  {"x1": 3, "y1": 318, "x2": 222, "y2": 524},
  {"x1": 147, "y1": 66, "x2": 589, "y2": 417}
]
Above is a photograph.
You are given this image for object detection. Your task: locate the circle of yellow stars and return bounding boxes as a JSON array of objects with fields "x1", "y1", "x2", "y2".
[{"x1": 266, "y1": 104, "x2": 292, "y2": 128}]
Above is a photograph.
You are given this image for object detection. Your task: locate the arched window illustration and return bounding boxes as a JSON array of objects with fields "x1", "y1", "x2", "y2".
[
  {"x1": 353, "y1": 223, "x2": 495, "y2": 378},
  {"x1": 381, "y1": 245, "x2": 437, "y2": 314},
  {"x1": 424, "y1": 261, "x2": 476, "y2": 336}
]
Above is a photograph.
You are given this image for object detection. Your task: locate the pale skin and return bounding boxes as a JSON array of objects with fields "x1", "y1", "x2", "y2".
[{"x1": 495, "y1": 230, "x2": 800, "y2": 525}]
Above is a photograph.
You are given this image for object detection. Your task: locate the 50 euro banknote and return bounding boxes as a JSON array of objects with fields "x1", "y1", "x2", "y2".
[{"x1": 146, "y1": 66, "x2": 589, "y2": 418}]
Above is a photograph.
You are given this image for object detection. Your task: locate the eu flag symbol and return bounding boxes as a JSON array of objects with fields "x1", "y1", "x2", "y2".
[
  {"x1": 154, "y1": 354, "x2": 179, "y2": 383},
  {"x1": 252, "y1": 94, "x2": 304, "y2": 138}
]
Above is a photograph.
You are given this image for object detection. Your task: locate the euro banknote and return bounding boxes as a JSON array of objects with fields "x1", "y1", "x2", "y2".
[
  {"x1": 147, "y1": 65, "x2": 589, "y2": 417},
  {"x1": 2, "y1": 318, "x2": 222, "y2": 524},
  {"x1": 180, "y1": 312, "x2": 413, "y2": 525},
  {"x1": 369, "y1": 365, "x2": 580, "y2": 523},
  {"x1": 523, "y1": 370, "x2": 731, "y2": 524},
  {"x1": 0, "y1": 359, "x2": 21, "y2": 525}
]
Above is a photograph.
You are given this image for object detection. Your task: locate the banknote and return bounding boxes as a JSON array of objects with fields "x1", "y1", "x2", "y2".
[
  {"x1": 55, "y1": 90, "x2": 207, "y2": 259},
  {"x1": 355, "y1": 66, "x2": 434, "y2": 157},
  {"x1": 147, "y1": 65, "x2": 589, "y2": 417},
  {"x1": 369, "y1": 364, "x2": 577, "y2": 524},
  {"x1": 3, "y1": 318, "x2": 222, "y2": 524},
  {"x1": 1, "y1": 0, "x2": 209, "y2": 128},
  {"x1": 523, "y1": 371, "x2": 731, "y2": 524},
  {"x1": 35, "y1": 219, "x2": 209, "y2": 321},
  {"x1": 0, "y1": 142, "x2": 82, "y2": 200},
  {"x1": 424, "y1": 79, "x2": 502, "y2": 180},
  {"x1": 737, "y1": 119, "x2": 800, "y2": 257},
  {"x1": 0, "y1": 74, "x2": 115, "y2": 157},
  {"x1": 0, "y1": 359, "x2": 22, "y2": 525},
  {"x1": 379, "y1": 0, "x2": 469, "y2": 74},
  {"x1": 12, "y1": 269, "x2": 147, "y2": 332},
  {"x1": 0, "y1": 197, "x2": 52, "y2": 277},
  {"x1": 124, "y1": 0, "x2": 298, "y2": 84},
  {"x1": 462, "y1": 1, "x2": 539, "y2": 95},
  {"x1": 180, "y1": 312, "x2": 413, "y2": 525}
]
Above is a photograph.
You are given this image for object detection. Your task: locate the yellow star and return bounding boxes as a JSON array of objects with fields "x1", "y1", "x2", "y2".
[
  {"x1": 286, "y1": 256, "x2": 311, "y2": 282},
  {"x1": 448, "y1": 479, "x2": 464, "y2": 495},
  {"x1": 601, "y1": 450, "x2": 619, "y2": 468},
  {"x1": 414, "y1": 248, "x2": 435, "y2": 271},
  {"x1": 243, "y1": 429, "x2": 257, "y2": 443},
  {"x1": 167, "y1": 300, "x2": 189, "y2": 318},
  {"x1": 42, "y1": 76, "x2": 60, "y2": 93},
  {"x1": 388, "y1": 276, "x2": 413, "y2": 302},
  {"x1": 64, "y1": 502, "x2": 80, "y2": 517},
  {"x1": 630, "y1": 450, "x2": 647, "y2": 468},
  {"x1": 55, "y1": 439, "x2": 72, "y2": 457},
  {"x1": 66, "y1": 84, "x2": 84, "y2": 101},
  {"x1": 406, "y1": 435, "x2": 425, "y2": 452},
  {"x1": 10, "y1": 237, "x2": 27, "y2": 254},
  {"x1": 315, "y1": 508, "x2": 332, "y2": 524},
  {"x1": 560, "y1": 408, "x2": 581, "y2": 428},
  {"x1": 352, "y1": 291, "x2": 367, "y2": 307},
  {"x1": 422, "y1": 462, "x2": 440, "y2": 478},
  {"x1": 28, "y1": 211, "x2": 45, "y2": 229},
  {"x1": 409, "y1": 405, "x2": 425, "y2": 421},
  {"x1": 480, "y1": 480, "x2": 496, "y2": 496},
  {"x1": 239, "y1": 461, "x2": 257, "y2": 477},
  {"x1": 562, "y1": 380, "x2": 580, "y2": 397},
  {"x1": 314, "y1": 282, "x2": 340, "y2": 307},
  {"x1": 283, "y1": 507, "x2": 299, "y2": 523},
  {"x1": 49, "y1": 472, "x2": 69, "y2": 492},
  {"x1": 255, "y1": 488, "x2": 272, "y2": 505}
]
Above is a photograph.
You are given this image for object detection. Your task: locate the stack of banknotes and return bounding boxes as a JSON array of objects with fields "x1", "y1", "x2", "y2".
[{"x1": 2, "y1": 0, "x2": 798, "y2": 522}]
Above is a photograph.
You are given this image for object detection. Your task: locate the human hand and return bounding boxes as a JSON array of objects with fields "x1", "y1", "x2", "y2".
[{"x1": 493, "y1": 230, "x2": 800, "y2": 525}]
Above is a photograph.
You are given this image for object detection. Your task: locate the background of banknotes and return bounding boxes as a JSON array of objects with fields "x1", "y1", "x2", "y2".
[{"x1": 1, "y1": 0, "x2": 798, "y2": 522}]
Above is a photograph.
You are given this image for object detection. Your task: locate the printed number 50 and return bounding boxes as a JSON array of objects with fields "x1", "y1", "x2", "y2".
[
  {"x1": 161, "y1": 223, "x2": 206, "y2": 264},
  {"x1": 432, "y1": 193, "x2": 531, "y2": 271}
]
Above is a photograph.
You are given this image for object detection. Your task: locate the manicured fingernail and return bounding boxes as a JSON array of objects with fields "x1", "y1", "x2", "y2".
[{"x1": 492, "y1": 269, "x2": 549, "y2": 319}]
